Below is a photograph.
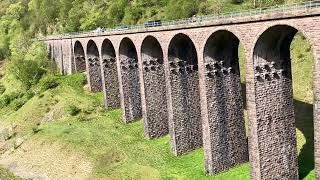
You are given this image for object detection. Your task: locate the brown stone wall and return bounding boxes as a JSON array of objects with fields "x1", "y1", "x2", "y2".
[
  {"x1": 101, "y1": 39, "x2": 121, "y2": 109},
  {"x1": 202, "y1": 30, "x2": 248, "y2": 175},
  {"x1": 119, "y1": 37, "x2": 142, "y2": 123},
  {"x1": 86, "y1": 40, "x2": 103, "y2": 93},
  {"x1": 141, "y1": 36, "x2": 169, "y2": 139},
  {"x1": 74, "y1": 41, "x2": 86, "y2": 73},
  {"x1": 168, "y1": 33, "x2": 202, "y2": 155}
]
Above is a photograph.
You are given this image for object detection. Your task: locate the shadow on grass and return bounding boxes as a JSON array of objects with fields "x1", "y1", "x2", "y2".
[{"x1": 294, "y1": 99, "x2": 314, "y2": 179}]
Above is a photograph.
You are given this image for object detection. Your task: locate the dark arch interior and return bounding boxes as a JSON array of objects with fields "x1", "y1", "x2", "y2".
[
  {"x1": 102, "y1": 40, "x2": 116, "y2": 60},
  {"x1": 86, "y1": 40, "x2": 103, "y2": 92},
  {"x1": 204, "y1": 30, "x2": 240, "y2": 72},
  {"x1": 87, "y1": 40, "x2": 99, "y2": 57},
  {"x1": 169, "y1": 34, "x2": 198, "y2": 66},
  {"x1": 253, "y1": 25, "x2": 314, "y2": 179},
  {"x1": 120, "y1": 38, "x2": 138, "y2": 65},
  {"x1": 141, "y1": 36, "x2": 168, "y2": 139},
  {"x1": 202, "y1": 30, "x2": 248, "y2": 174},
  {"x1": 168, "y1": 33, "x2": 202, "y2": 155},
  {"x1": 74, "y1": 41, "x2": 86, "y2": 72},
  {"x1": 101, "y1": 39, "x2": 120, "y2": 109},
  {"x1": 119, "y1": 38, "x2": 142, "y2": 122},
  {"x1": 142, "y1": 36, "x2": 163, "y2": 65}
]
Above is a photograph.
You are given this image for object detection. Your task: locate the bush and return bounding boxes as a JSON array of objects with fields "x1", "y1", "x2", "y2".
[
  {"x1": 7, "y1": 41, "x2": 53, "y2": 89},
  {"x1": 11, "y1": 98, "x2": 25, "y2": 110},
  {"x1": 66, "y1": 105, "x2": 81, "y2": 116},
  {"x1": 0, "y1": 95, "x2": 11, "y2": 108},
  {"x1": 38, "y1": 75, "x2": 59, "y2": 92},
  {"x1": 24, "y1": 90, "x2": 35, "y2": 100}
]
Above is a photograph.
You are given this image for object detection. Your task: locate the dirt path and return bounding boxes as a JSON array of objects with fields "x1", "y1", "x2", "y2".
[{"x1": 0, "y1": 138, "x2": 93, "y2": 180}]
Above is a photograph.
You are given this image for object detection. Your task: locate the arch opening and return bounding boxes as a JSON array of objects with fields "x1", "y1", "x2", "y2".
[
  {"x1": 168, "y1": 33, "x2": 202, "y2": 155},
  {"x1": 119, "y1": 38, "x2": 142, "y2": 122},
  {"x1": 253, "y1": 25, "x2": 314, "y2": 179},
  {"x1": 74, "y1": 41, "x2": 86, "y2": 72},
  {"x1": 141, "y1": 36, "x2": 168, "y2": 139},
  {"x1": 203, "y1": 30, "x2": 248, "y2": 175},
  {"x1": 101, "y1": 39, "x2": 120, "y2": 109},
  {"x1": 87, "y1": 40, "x2": 103, "y2": 92}
]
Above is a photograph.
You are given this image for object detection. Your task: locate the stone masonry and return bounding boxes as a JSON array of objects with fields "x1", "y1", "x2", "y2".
[
  {"x1": 202, "y1": 30, "x2": 248, "y2": 175},
  {"x1": 44, "y1": 8, "x2": 320, "y2": 180},
  {"x1": 86, "y1": 40, "x2": 103, "y2": 93},
  {"x1": 119, "y1": 38, "x2": 142, "y2": 123},
  {"x1": 253, "y1": 25, "x2": 298, "y2": 179},
  {"x1": 101, "y1": 39, "x2": 121, "y2": 109},
  {"x1": 141, "y1": 36, "x2": 169, "y2": 139},
  {"x1": 74, "y1": 41, "x2": 86, "y2": 72},
  {"x1": 168, "y1": 33, "x2": 202, "y2": 155}
]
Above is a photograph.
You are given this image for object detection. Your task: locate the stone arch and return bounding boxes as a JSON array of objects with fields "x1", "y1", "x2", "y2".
[
  {"x1": 202, "y1": 30, "x2": 248, "y2": 175},
  {"x1": 252, "y1": 24, "x2": 316, "y2": 179},
  {"x1": 141, "y1": 35, "x2": 168, "y2": 139},
  {"x1": 74, "y1": 41, "x2": 86, "y2": 72},
  {"x1": 119, "y1": 37, "x2": 142, "y2": 123},
  {"x1": 167, "y1": 33, "x2": 202, "y2": 155},
  {"x1": 87, "y1": 40, "x2": 103, "y2": 92},
  {"x1": 101, "y1": 39, "x2": 121, "y2": 109}
]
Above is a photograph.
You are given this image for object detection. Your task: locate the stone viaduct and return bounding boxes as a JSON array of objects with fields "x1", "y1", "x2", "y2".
[{"x1": 44, "y1": 2, "x2": 320, "y2": 179}]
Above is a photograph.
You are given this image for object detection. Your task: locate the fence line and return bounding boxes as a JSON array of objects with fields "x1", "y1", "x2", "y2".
[{"x1": 43, "y1": 0, "x2": 320, "y2": 40}]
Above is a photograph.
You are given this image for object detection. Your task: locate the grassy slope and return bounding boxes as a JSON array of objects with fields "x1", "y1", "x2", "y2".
[
  {"x1": 0, "y1": 166, "x2": 22, "y2": 180},
  {"x1": 0, "y1": 33, "x2": 315, "y2": 179}
]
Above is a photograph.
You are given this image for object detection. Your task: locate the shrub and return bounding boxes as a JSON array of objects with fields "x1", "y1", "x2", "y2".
[
  {"x1": 11, "y1": 98, "x2": 25, "y2": 110},
  {"x1": 38, "y1": 75, "x2": 59, "y2": 92},
  {"x1": 0, "y1": 91, "x2": 23, "y2": 108},
  {"x1": 66, "y1": 105, "x2": 81, "y2": 116},
  {"x1": 24, "y1": 90, "x2": 35, "y2": 100},
  {"x1": 0, "y1": 95, "x2": 11, "y2": 108},
  {"x1": 7, "y1": 41, "x2": 53, "y2": 89}
]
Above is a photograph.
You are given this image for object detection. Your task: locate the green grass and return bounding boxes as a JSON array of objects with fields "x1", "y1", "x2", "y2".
[
  {"x1": 0, "y1": 166, "x2": 22, "y2": 180},
  {"x1": 0, "y1": 33, "x2": 316, "y2": 179}
]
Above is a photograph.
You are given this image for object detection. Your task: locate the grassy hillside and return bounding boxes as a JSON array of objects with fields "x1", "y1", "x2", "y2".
[{"x1": 0, "y1": 32, "x2": 316, "y2": 179}]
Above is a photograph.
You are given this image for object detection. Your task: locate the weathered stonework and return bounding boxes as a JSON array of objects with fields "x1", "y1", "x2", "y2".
[
  {"x1": 101, "y1": 39, "x2": 121, "y2": 109},
  {"x1": 74, "y1": 41, "x2": 86, "y2": 73},
  {"x1": 86, "y1": 40, "x2": 103, "y2": 93},
  {"x1": 119, "y1": 38, "x2": 142, "y2": 123},
  {"x1": 168, "y1": 34, "x2": 202, "y2": 155},
  {"x1": 253, "y1": 25, "x2": 299, "y2": 179},
  {"x1": 202, "y1": 30, "x2": 248, "y2": 175},
  {"x1": 43, "y1": 9, "x2": 320, "y2": 179},
  {"x1": 141, "y1": 36, "x2": 169, "y2": 139}
]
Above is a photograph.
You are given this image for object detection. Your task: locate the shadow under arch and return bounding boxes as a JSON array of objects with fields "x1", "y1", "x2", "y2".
[
  {"x1": 252, "y1": 24, "x2": 314, "y2": 179},
  {"x1": 167, "y1": 33, "x2": 202, "y2": 156},
  {"x1": 141, "y1": 35, "x2": 168, "y2": 139},
  {"x1": 86, "y1": 40, "x2": 103, "y2": 93},
  {"x1": 74, "y1": 41, "x2": 86, "y2": 73},
  {"x1": 202, "y1": 30, "x2": 249, "y2": 175},
  {"x1": 101, "y1": 39, "x2": 121, "y2": 109},
  {"x1": 119, "y1": 37, "x2": 142, "y2": 123}
]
